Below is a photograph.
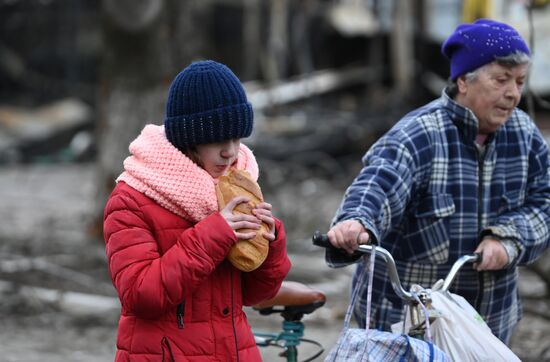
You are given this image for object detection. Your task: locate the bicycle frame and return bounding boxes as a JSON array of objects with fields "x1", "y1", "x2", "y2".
[
  {"x1": 254, "y1": 320, "x2": 323, "y2": 362},
  {"x1": 252, "y1": 280, "x2": 326, "y2": 362},
  {"x1": 253, "y1": 319, "x2": 303, "y2": 362}
]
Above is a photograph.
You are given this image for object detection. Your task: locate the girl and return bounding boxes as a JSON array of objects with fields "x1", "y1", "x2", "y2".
[{"x1": 103, "y1": 60, "x2": 291, "y2": 361}]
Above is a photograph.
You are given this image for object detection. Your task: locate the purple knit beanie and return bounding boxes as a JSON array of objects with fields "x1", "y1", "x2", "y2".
[
  {"x1": 441, "y1": 19, "x2": 530, "y2": 81},
  {"x1": 164, "y1": 60, "x2": 253, "y2": 151}
]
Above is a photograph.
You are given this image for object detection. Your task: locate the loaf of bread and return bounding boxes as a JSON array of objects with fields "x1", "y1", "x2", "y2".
[{"x1": 216, "y1": 169, "x2": 269, "y2": 272}]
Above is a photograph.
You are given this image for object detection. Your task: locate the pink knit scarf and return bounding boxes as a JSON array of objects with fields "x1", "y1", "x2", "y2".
[{"x1": 117, "y1": 124, "x2": 259, "y2": 222}]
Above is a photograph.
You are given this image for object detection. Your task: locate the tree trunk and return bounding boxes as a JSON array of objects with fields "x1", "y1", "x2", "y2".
[
  {"x1": 91, "y1": 0, "x2": 201, "y2": 238},
  {"x1": 390, "y1": 0, "x2": 414, "y2": 96},
  {"x1": 263, "y1": 0, "x2": 289, "y2": 82}
]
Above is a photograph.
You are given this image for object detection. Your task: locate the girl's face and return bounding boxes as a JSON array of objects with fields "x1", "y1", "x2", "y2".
[{"x1": 195, "y1": 139, "x2": 240, "y2": 178}]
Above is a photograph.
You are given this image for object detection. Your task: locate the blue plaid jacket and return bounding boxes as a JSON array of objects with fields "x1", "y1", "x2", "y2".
[{"x1": 326, "y1": 90, "x2": 550, "y2": 343}]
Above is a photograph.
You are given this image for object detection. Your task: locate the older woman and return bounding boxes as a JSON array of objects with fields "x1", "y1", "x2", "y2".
[{"x1": 326, "y1": 19, "x2": 550, "y2": 344}]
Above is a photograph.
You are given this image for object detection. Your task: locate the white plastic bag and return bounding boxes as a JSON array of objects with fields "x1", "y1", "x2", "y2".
[{"x1": 429, "y1": 281, "x2": 521, "y2": 362}]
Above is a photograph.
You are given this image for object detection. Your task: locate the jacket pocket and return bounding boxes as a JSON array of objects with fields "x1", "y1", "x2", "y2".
[
  {"x1": 399, "y1": 193, "x2": 455, "y2": 264},
  {"x1": 414, "y1": 193, "x2": 455, "y2": 218},
  {"x1": 499, "y1": 190, "x2": 524, "y2": 214}
]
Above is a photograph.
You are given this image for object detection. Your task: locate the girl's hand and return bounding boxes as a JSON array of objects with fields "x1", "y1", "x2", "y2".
[
  {"x1": 220, "y1": 196, "x2": 261, "y2": 240},
  {"x1": 253, "y1": 202, "x2": 276, "y2": 242}
]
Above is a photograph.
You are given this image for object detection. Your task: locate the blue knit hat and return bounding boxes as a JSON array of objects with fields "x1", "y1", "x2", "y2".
[
  {"x1": 441, "y1": 19, "x2": 530, "y2": 81},
  {"x1": 164, "y1": 60, "x2": 253, "y2": 150}
]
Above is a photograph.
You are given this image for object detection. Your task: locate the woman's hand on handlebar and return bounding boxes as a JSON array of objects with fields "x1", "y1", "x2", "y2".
[
  {"x1": 328, "y1": 220, "x2": 371, "y2": 254},
  {"x1": 474, "y1": 237, "x2": 509, "y2": 271}
]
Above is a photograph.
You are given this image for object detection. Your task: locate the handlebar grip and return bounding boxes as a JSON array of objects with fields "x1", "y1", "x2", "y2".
[
  {"x1": 474, "y1": 252, "x2": 483, "y2": 264},
  {"x1": 312, "y1": 231, "x2": 331, "y2": 248}
]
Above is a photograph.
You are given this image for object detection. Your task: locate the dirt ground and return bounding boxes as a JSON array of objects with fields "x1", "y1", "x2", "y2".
[{"x1": 0, "y1": 163, "x2": 549, "y2": 361}]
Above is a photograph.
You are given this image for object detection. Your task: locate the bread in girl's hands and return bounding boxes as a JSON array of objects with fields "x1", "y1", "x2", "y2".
[{"x1": 216, "y1": 169, "x2": 269, "y2": 272}]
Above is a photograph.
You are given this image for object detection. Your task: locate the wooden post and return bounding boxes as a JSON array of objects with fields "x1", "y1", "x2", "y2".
[{"x1": 390, "y1": 0, "x2": 414, "y2": 96}]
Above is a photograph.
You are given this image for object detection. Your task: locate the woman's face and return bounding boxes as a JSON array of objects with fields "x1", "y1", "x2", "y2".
[
  {"x1": 455, "y1": 62, "x2": 528, "y2": 134},
  {"x1": 195, "y1": 139, "x2": 240, "y2": 178}
]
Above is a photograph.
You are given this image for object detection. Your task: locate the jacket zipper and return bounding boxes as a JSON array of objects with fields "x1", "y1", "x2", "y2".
[
  {"x1": 230, "y1": 268, "x2": 240, "y2": 362},
  {"x1": 161, "y1": 336, "x2": 176, "y2": 361},
  {"x1": 176, "y1": 302, "x2": 185, "y2": 329},
  {"x1": 475, "y1": 144, "x2": 485, "y2": 312}
]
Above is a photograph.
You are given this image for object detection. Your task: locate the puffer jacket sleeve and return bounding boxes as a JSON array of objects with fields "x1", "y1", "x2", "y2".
[
  {"x1": 104, "y1": 187, "x2": 236, "y2": 319},
  {"x1": 241, "y1": 218, "x2": 291, "y2": 306}
]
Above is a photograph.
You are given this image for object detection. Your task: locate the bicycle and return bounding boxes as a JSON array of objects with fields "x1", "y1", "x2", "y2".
[
  {"x1": 249, "y1": 232, "x2": 482, "y2": 361},
  {"x1": 252, "y1": 280, "x2": 326, "y2": 362},
  {"x1": 311, "y1": 231, "x2": 482, "y2": 341}
]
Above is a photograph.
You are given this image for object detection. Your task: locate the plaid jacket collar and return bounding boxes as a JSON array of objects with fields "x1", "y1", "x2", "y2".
[{"x1": 441, "y1": 89, "x2": 480, "y2": 144}]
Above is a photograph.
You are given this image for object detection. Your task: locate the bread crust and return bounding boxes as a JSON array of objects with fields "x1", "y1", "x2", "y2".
[{"x1": 216, "y1": 169, "x2": 269, "y2": 272}]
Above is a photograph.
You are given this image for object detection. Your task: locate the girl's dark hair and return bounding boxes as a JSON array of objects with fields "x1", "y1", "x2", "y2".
[{"x1": 182, "y1": 147, "x2": 203, "y2": 168}]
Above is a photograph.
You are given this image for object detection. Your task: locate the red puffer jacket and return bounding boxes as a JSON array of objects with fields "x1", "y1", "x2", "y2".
[{"x1": 104, "y1": 182, "x2": 291, "y2": 361}]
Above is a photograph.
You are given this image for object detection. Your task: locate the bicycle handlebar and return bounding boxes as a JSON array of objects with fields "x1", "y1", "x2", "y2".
[
  {"x1": 313, "y1": 231, "x2": 415, "y2": 301},
  {"x1": 312, "y1": 231, "x2": 482, "y2": 301},
  {"x1": 439, "y1": 253, "x2": 482, "y2": 292}
]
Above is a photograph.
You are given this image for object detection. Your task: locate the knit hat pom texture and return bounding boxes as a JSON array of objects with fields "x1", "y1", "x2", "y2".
[{"x1": 165, "y1": 60, "x2": 253, "y2": 150}]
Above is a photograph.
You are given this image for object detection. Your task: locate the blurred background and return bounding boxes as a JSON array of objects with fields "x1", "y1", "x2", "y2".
[{"x1": 1, "y1": 0, "x2": 550, "y2": 361}]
